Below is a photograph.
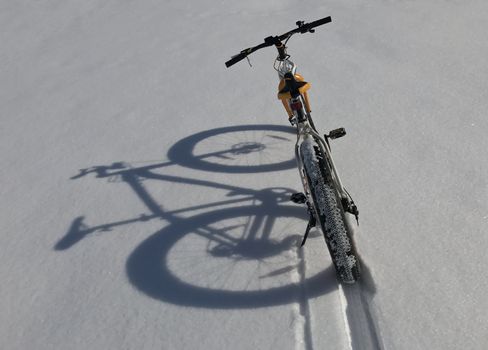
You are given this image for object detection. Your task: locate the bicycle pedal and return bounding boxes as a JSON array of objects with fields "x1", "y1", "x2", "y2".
[
  {"x1": 328, "y1": 127, "x2": 346, "y2": 140},
  {"x1": 290, "y1": 192, "x2": 306, "y2": 204}
]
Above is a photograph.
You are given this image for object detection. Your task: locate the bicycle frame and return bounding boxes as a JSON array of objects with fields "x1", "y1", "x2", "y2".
[{"x1": 275, "y1": 58, "x2": 347, "y2": 201}]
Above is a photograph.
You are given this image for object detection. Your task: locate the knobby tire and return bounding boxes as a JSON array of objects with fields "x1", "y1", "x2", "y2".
[{"x1": 300, "y1": 138, "x2": 360, "y2": 283}]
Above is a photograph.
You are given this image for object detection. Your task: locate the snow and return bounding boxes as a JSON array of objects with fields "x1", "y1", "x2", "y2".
[{"x1": 1, "y1": 0, "x2": 488, "y2": 349}]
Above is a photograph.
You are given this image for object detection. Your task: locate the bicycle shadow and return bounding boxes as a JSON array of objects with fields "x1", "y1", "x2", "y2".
[
  {"x1": 126, "y1": 203, "x2": 338, "y2": 309},
  {"x1": 167, "y1": 124, "x2": 296, "y2": 173},
  {"x1": 59, "y1": 124, "x2": 297, "y2": 251},
  {"x1": 57, "y1": 124, "x2": 347, "y2": 309}
]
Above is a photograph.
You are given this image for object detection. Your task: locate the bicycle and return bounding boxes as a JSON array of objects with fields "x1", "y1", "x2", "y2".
[{"x1": 225, "y1": 16, "x2": 361, "y2": 283}]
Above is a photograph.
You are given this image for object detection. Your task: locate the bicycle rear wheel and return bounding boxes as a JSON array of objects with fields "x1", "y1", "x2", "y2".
[{"x1": 300, "y1": 138, "x2": 360, "y2": 283}]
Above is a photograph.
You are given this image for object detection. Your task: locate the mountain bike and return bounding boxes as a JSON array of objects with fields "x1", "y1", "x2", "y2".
[{"x1": 225, "y1": 16, "x2": 361, "y2": 283}]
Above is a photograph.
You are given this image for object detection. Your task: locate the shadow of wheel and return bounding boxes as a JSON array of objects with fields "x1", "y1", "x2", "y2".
[
  {"x1": 167, "y1": 124, "x2": 296, "y2": 173},
  {"x1": 126, "y1": 205, "x2": 338, "y2": 309}
]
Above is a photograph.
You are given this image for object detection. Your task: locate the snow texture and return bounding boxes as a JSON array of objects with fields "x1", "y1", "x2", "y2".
[{"x1": 2, "y1": 0, "x2": 488, "y2": 349}]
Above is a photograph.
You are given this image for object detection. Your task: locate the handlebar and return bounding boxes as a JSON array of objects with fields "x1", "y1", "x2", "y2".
[{"x1": 225, "y1": 16, "x2": 331, "y2": 68}]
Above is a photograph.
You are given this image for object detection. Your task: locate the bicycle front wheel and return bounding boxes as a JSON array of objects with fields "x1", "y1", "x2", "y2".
[{"x1": 300, "y1": 138, "x2": 361, "y2": 283}]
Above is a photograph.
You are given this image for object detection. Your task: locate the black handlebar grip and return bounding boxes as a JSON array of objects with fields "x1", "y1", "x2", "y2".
[
  {"x1": 225, "y1": 52, "x2": 247, "y2": 68},
  {"x1": 307, "y1": 16, "x2": 332, "y2": 29}
]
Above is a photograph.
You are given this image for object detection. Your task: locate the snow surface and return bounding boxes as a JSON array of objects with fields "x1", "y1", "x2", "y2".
[{"x1": 1, "y1": 0, "x2": 488, "y2": 349}]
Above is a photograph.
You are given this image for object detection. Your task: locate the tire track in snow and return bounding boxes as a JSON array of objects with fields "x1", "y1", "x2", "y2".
[
  {"x1": 290, "y1": 244, "x2": 313, "y2": 350},
  {"x1": 297, "y1": 246, "x2": 314, "y2": 350},
  {"x1": 290, "y1": 221, "x2": 382, "y2": 349},
  {"x1": 291, "y1": 241, "x2": 313, "y2": 350},
  {"x1": 338, "y1": 263, "x2": 384, "y2": 350}
]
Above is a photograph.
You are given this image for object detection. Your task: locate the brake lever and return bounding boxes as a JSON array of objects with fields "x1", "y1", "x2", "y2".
[
  {"x1": 295, "y1": 21, "x2": 316, "y2": 34},
  {"x1": 246, "y1": 56, "x2": 252, "y2": 67}
]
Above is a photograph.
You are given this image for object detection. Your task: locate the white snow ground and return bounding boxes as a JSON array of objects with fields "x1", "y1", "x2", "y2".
[{"x1": 1, "y1": 1, "x2": 488, "y2": 349}]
